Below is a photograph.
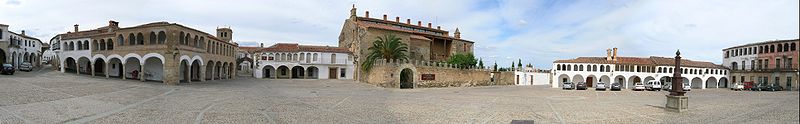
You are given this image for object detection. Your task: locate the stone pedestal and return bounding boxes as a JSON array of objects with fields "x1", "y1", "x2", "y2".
[{"x1": 665, "y1": 95, "x2": 688, "y2": 112}]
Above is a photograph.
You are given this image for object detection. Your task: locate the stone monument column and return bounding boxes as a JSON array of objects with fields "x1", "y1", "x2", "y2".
[{"x1": 666, "y1": 50, "x2": 688, "y2": 112}]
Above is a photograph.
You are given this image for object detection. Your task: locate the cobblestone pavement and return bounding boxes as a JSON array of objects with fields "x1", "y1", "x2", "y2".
[{"x1": 1, "y1": 67, "x2": 798, "y2": 124}]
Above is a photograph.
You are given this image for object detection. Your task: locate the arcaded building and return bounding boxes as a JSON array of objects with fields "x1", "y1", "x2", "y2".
[
  {"x1": 552, "y1": 48, "x2": 729, "y2": 89},
  {"x1": 54, "y1": 21, "x2": 238, "y2": 85},
  {"x1": 249, "y1": 43, "x2": 354, "y2": 79},
  {"x1": 338, "y1": 6, "x2": 475, "y2": 80},
  {"x1": 723, "y1": 39, "x2": 798, "y2": 91},
  {"x1": 1, "y1": 24, "x2": 43, "y2": 68}
]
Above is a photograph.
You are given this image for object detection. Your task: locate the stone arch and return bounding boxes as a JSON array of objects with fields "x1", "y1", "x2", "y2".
[
  {"x1": 644, "y1": 76, "x2": 656, "y2": 84},
  {"x1": 142, "y1": 53, "x2": 165, "y2": 64},
  {"x1": 191, "y1": 59, "x2": 202, "y2": 81},
  {"x1": 180, "y1": 59, "x2": 190, "y2": 82},
  {"x1": 628, "y1": 76, "x2": 642, "y2": 88},
  {"x1": 64, "y1": 57, "x2": 77, "y2": 73},
  {"x1": 586, "y1": 75, "x2": 597, "y2": 87},
  {"x1": 262, "y1": 65, "x2": 275, "y2": 79},
  {"x1": 277, "y1": 65, "x2": 289, "y2": 79},
  {"x1": 571, "y1": 74, "x2": 584, "y2": 83},
  {"x1": 691, "y1": 77, "x2": 703, "y2": 89},
  {"x1": 190, "y1": 55, "x2": 204, "y2": 66},
  {"x1": 78, "y1": 57, "x2": 91, "y2": 75},
  {"x1": 291, "y1": 66, "x2": 305, "y2": 79},
  {"x1": 123, "y1": 53, "x2": 142, "y2": 64},
  {"x1": 399, "y1": 68, "x2": 414, "y2": 89},
  {"x1": 599, "y1": 75, "x2": 611, "y2": 84},
  {"x1": 108, "y1": 57, "x2": 123, "y2": 78},
  {"x1": 306, "y1": 66, "x2": 318, "y2": 79},
  {"x1": 718, "y1": 77, "x2": 729, "y2": 88},
  {"x1": 206, "y1": 60, "x2": 215, "y2": 80},
  {"x1": 143, "y1": 56, "x2": 164, "y2": 82},
  {"x1": 557, "y1": 74, "x2": 570, "y2": 87},
  {"x1": 706, "y1": 77, "x2": 718, "y2": 88},
  {"x1": 124, "y1": 57, "x2": 141, "y2": 80},
  {"x1": 93, "y1": 57, "x2": 106, "y2": 76}
]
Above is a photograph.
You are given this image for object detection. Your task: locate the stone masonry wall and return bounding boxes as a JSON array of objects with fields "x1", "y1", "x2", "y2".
[{"x1": 364, "y1": 59, "x2": 512, "y2": 88}]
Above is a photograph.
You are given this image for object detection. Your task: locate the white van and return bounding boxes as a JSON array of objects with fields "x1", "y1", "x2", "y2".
[{"x1": 645, "y1": 81, "x2": 662, "y2": 91}]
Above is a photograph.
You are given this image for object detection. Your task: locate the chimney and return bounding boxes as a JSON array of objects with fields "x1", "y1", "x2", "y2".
[
  {"x1": 260, "y1": 43, "x2": 264, "y2": 48},
  {"x1": 382, "y1": 14, "x2": 387, "y2": 20},
  {"x1": 108, "y1": 20, "x2": 119, "y2": 27},
  {"x1": 365, "y1": 11, "x2": 369, "y2": 18},
  {"x1": 437, "y1": 26, "x2": 441, "y2": 30},
  {"x1": 21, "y1": 30, "x2": 25, "y2": 35},
  {"x1": 613, "y1": 47, "x2": 618, "y2": 60},
  {"x1": 606, "y1": 48, "x2": 612, "y2": 60},
  {"x1": 395, "y1": 17, "x2": 400, "y2": 22},
  {"x1": 74, "y1": 24, "x2": 79, "y2": 32},
  {"x1": 417, "y1": 21, "x2": 422, "y2": 26},
  {"x1": 427, "y1": 22, "x2": 432, "y2": 28},
  {"x1": 406, "y1": 19, "x2": 411, "y2": 24},
  {"x1": 454, "y1": 28, "x2": 461, "y2": 38}
]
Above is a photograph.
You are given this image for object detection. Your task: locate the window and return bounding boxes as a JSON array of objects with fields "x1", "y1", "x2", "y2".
[
  {"x1": 331, "y1": 54, "x2": 337, "y2": 64},
  {"x1": 770, "y1": 45, "x2": 775, "y2": 53},
  {"x1": 776, "y1": 59, "x2": 781, "y2": 69},
  {"x1": 107, "y1": 39, "x2": 114, "y2": 50},
  {"x1": 77, "y1": 41, "x2": 82, "y2": 50},
  {"x1": 775, "y1": 77, "x2": 780, "y2": 85},
  {"x1": 158, "y1": 31, "x2": 166, "y2": 44},
  {"x1": 179, "y1": 32, "x2": 184, "y2": 45},
  {"x1": 0, "y1": 29, "x2": 3, "y2": 39},
  {"x1": 788, "y1": 58, "x2": 793, "y2": 68},
  {"x1": 792, "y1": 43, "x2": 797, "y2": 51},
  {"x1": 765, "y1": 60, "x2": 769, "y2": 69},
  {"x1": 84, "y1": 40, "x2": 89, "y2": 50},
  {"x1": 313, "y1": 53, "x2": 318, "y2": 61},
  {"x1": 136, "y1": 33, "x2": 144, "y2": 45},
  {"x1": 99, "y1": 39, "x2": 105, "y2": 50},
  {"x1": 340, "y1": 68, "x2": 346, "y2": 77},
  {"x1": 778, "y1": 44, "x2": 783, "y2": 52},
  {"x1": 128, "y1": 34, "x2": 135, "y2": 45}
]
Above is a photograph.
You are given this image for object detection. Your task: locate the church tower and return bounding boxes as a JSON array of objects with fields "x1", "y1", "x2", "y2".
[{"x1": 216, "y1": 27, "x2": 233, "y2": 42}]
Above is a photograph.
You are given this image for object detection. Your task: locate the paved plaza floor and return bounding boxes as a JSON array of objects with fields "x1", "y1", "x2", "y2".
[{"x1": 1, "y1": 67, "x2": 798, "y2": 124}]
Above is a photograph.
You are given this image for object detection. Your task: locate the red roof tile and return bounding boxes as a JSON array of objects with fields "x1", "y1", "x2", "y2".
[
  {"x1": 554, "y1": 56, "x2": 725, "y2": 69},
  {"x1": 255, "y1": 43, "x2": 350, "y2": 53}
]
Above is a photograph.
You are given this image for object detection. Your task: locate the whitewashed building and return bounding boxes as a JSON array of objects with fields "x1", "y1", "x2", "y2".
[
  {"x1": 514, "y1": 67, "x2": 551, "y2": 85},
  {"x1": 551, "y1": 48, "x2": 729, "y2": 89},
  {"x1": 0, "y1": 24, "x2": 43, "y2": 67},
  {"x1": 252, "y1": 43, "x2": 354, "y2": 79}
]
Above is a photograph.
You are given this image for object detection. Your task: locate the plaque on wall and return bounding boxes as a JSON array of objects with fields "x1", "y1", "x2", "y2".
[{"x1": 421, "y1": 74, "x2": 435, "y2": 80}]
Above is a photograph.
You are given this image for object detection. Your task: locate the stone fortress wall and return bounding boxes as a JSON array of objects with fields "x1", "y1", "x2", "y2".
[{"x1": 364, "y1": 59, "x2": 513, "y2": 88}]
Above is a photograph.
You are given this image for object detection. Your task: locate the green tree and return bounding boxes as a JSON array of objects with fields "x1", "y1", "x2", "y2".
[
  {"x1": 517, "y1": 59, "x2": 522, "y2": 69},
  {"x1": 511, "y1": 61, "x2": 515, "y2": 70},
  {"x1": 478, "y1": 58, "x2": 484, "y2": 69},
  {"x1": 447, "y1": 53, "x2": 477, "y2": 69},
  {"x1": 361, "y1": 34, "x2": 408, "y2": 72}
]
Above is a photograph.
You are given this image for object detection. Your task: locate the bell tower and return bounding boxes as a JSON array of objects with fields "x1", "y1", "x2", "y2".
[{"x1": 216, "y1": 27, "x2": 232, "y2": 42}]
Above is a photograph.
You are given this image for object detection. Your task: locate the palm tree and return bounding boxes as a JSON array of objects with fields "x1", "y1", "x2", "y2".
[{"x1": 361, "y1": 34, "x2": 408, "y2": 72}]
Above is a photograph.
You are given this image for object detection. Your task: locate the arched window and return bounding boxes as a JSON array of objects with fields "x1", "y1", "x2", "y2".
[
  {"x1": 331, "y1": 54, "x2": 337, "y2": 64},
  {"x1": 599, "y1": 65, "x2": 603, "y2": 72},
  {"x1": 783, "y1": 43, "x2": 789, "y2": 52},
  {"x1": 770, "y1": 45, "x2": 775, "y2": 53},
  {"x1": 199, "y1": 37, "x2": 204, "y2": 48},
  {"x1": 128, "y1": 33, "x2": 136, "y2": 45},
  {"x1": 157, "y1": 31, "x2": 166, "y2": 44},
  {"x1": 792, "y1": 43, "x2": 797, "y2": 51},
  {"x1": 207, "y1": 41, "x2": 211, "y2": 52},
  {"x1": 193, "y1": 35, "x2": 199, "y2": 47},
  {"x1": 149, "y1": 32, "x2": 157, "y2": 44},
  {"x1": 184, "y1": 33, "x2": 191, "y2": 45},
  {"x1": 136, "y1": 33, "x2": 144, "y2": 45},
  {"x1": 300, "y1": 53, "x2": 305, "y2": 61},
  {"x1": 557, "y1": 64, "x2": 561, "y2": 70},
  {"x1": 179, "y1": 32, "x2": 184, "y2": 45},
  {"x1": 83, "y1": 40, "x2": 89, "y2": 50},
  {"x1": 313, "y1": 53, "x2": 318, "y2": 61},
  {"x1": 731, "y1": 62, "x2": 738, "y2": 70},
  {"x1": 605, "y1": 65, "x2": 610, "y2": 72},
  {"x1": 778, "y1": 44, "x2": 783, "y2": 52},
  {"x1": 107, "y1": 39, "x2": 114, "y2": 50},
  {"x1": 118, "y1": 35, "x2": 124, "y2": 46},
  {"x1": 99, "y1": 39, "x2": 106, "y2": 50},
  {"x1": 759, "y1": 46, "x2": 763, "y2": 53}
]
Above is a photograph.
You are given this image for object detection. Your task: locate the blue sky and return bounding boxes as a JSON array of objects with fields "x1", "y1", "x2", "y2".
[{"x1": 1, "y1": 0, "x2": 798, "y2": 69}]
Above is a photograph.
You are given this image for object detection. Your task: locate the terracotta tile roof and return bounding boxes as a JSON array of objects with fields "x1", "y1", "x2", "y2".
[
  {"x1": 7, "y1": 31, "x2": 41, "y2": 41},
  {"x1": 256, "y1": 43, "x2": 350, "y2": 53},
  {"x1": 238, "y1": 46, "x2": 261, "y2": 53},
  {"x1": 355, "y1": 18, "x2": 474, "y2": 43},
  {"x1": 410, "y1": 35, "x2": 432, "y2": 41},
  {"x1": 554, "y1": 56, "x2": 725, "y2": 69}
]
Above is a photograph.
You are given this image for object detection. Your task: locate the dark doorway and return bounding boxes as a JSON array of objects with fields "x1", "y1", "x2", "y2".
[
  {"x1": 328, "y1": 67, "x2": 338, "y2": 79},
  {"x1": 400, "y1": 68, "x2": 413, "y2": 89},
  {"x1": 586, "y1": 77, "x2": 594, "y2": 87}
]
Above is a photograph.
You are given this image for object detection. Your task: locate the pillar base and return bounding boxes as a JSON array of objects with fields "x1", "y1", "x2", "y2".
[{"x1": 665, "y1": 95, "x2": 688, "y2": 112}]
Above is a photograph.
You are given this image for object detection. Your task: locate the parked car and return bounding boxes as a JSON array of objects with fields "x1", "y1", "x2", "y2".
[
  {"x1": 633, "y1": 83, "x2": 646, "y2": 91},
  {"x1": 743, "y1": 81, "x2": 755, "y2": 90},
  {"x1": 766, "y1": 83, "x2": 783, "y2": 91},
  {"x1": 610, "y1": 82, "x2": 622, "y2": 91},
  {"x1": 596, "y1": 82, "x2": 607, "y2": 91},
  {"x1": 751, "y1": 83, "x2": 768, "y2": 91},
  {"x1": 562, "y1": 82, "x2": 575, "y2": 90},
  {"x1": 731, "y1": 82, "x2": 745, "y2": 91},
  {"x1": 662, "y1": 83, "x2": 672, "y2": 91},
  {"x1": 683, "y1": 83, "x2": 691, "y2": 91},
  {"x1": 645, "y1": 81, "x2": 662, "y2": 91},
  {"x1": 18, "y1": 62, "x2": 33, "y2": 72},
  {"x1": 576, "y1": 82, "x2": 587, "y2": 90},
  {"x1": 1, "y1": 64, "x2": 14, "y2": 75}
]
